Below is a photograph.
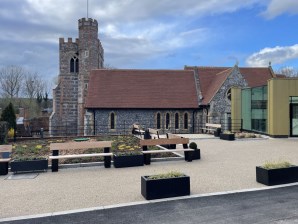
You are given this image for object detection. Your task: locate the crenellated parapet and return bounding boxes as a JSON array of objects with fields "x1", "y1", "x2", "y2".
[
  {"x1": 78, "y1": 18, "x2": 98, "y2": 28},
  {"x1": 59, "y1": 37, "x2": 79, "y2": 45}
]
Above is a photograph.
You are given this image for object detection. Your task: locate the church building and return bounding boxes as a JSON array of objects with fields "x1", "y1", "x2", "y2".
[{"x1": 50, "y1": 17, "x2": 277, "y2": 136}]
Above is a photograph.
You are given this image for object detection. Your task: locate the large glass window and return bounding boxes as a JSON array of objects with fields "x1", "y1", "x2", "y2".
[{"x1": 241, "y1": 86, "x2": 267, "y2": 133}]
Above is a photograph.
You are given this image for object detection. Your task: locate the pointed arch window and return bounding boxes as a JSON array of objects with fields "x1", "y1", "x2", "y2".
[
  {"x1": 70, "y1": 57, "x2": 79, "y2": 73},
  {"x1": 156, "y1": 112, "x2": 161, "y2": 129},
  {"x1": 175, "y1": 113, "x2": 179, "y2": 129},
  {"x1": 184, "y1": 113, "x2": 188, "y2": 129},
  {"x1": 165, "y1": 113, "x2": 170, "y2": 129},
  {"x1": 110, "y1": 112, "x2": 115, "y2": 130}
]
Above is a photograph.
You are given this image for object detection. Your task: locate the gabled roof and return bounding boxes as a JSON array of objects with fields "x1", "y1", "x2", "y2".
[
  {"x1": 239, "y1": 67, "x2": 274, "y2": 87},
  {"x1": 185, "y1": 66, "x2": 275, "y2": 105},
  {"x1": 85, "y1": 69, "x2": 199, "y2": 109}
]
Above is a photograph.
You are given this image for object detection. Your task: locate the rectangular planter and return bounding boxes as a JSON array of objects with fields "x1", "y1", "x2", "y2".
[
  {"x1": 220, "y1": 133, "x2": 235, "y2": 141},
  {"x1": 256, "y1": 166, "x2": 298, "y2": 186},
  {"x1": 113, "y1": 154, "x2": 144, "y2": 168},
  {"x1": 11, "y1": 159, "x2": 48, "y2": 173},
  {"x1": 141, "y1": 175, "x2": 190, "y2": 200},
  {"x1": 192, "y1": 149, "x2": 200, "y2": 160},
  {"x1": 0, "y1": 162, "x2": 9, "y2": 175}
]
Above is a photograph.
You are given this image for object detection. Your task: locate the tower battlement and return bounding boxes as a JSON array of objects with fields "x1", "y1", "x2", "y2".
[
  {"x1": 59, "y1": 37, "x2": 79, "y2": 45},
  {"x1": 78, "y1": 18, "x2": 98, "y2": 28}
]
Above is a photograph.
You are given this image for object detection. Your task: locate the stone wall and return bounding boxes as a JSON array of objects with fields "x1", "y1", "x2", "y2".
[
  {"x1": 93, "y1": 109, "x2": 198, "y2": 135},
  {"x1": 208, "y1": 66, "x2": 248, "y2": 128}
]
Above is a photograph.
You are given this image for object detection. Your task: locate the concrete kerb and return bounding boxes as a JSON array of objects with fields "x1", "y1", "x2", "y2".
[{"x1": 2, "y1": 182, "x2": 298, "y2": 223}]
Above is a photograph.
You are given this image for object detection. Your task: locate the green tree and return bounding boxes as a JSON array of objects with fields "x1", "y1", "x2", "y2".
[{"x1": 0, "y1": 102, "x2": 16, "y2": 130}]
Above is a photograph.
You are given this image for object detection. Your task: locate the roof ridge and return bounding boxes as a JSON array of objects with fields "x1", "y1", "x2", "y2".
[{"x1": 216, "y1": 68, "x2": 233, "y2": 76}]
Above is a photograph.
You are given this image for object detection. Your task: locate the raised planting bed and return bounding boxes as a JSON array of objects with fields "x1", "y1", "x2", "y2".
[
  {"x1": 113, "y1": 153, "x2": 144, "y2": 168},
  {"x1": 141, "y1": 173, "x2": 190, "y2": 200},
  {"x1": 220, "y1": 133, "x2": 235, "y2": 141},
  {"x1": 256, "y1": 166, "x2": 298, "y2": 186},
  {"x1": 11, "y1": 159, "x2": 48, "y2": 173}
]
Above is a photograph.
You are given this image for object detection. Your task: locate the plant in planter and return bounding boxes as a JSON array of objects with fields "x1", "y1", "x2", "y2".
[
  {"x1": 220, "y1": 130, "x2": 235, "y2": 141},
  {"x1": 141, "y1": 171, "x2": 190, "y2": 200},
  {"x1": 11, "y1": 144, "x2": 48, "y2": 173},
  {"x1": 187, "y1": 142, "x2": 200, "y2": 160},
  {"x1": 113, "y1": 145, "x2": 144, "y2": 168},
  {"x1": 256, "y1": 160, "x2": 298, "y2": 186}
]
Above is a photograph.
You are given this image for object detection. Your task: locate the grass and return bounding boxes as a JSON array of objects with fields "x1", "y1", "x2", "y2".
[{"x1": 262, "y1": 160, "x2": 292, "y2": 169}]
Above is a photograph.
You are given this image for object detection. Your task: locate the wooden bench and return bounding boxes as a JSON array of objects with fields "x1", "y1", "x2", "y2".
[
  {"x1": 148, "y1": 128, "x2": 160, "y2": 139},
  {"x1": 49, "y1": 141, "x2": 113, "y2": 172},
  {"x1": 140, "y1": 138, "x2": 193, "y2": 165},
  {"x1": 202, "y1": 123, "x2": 221, "y2": 134},
  {"x1": 132, "y1": 124, "x2": 145, "y2": 137},
  {"x1": 165, "y1": 133, "x2": 186, "y2": 149},
  {"x1": 0, "y1": 145, "x2": 12, "y2": 175}
]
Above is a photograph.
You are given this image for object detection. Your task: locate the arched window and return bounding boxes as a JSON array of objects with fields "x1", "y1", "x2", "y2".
[
  {"x1": 70, "y1": 58, "x2": 79, "y2": 73},
  {"x1": 165, "y1": 113, "x2": 170, "y2": 129},
  {"x1": 184, "y1": 113, "x2": 188, "y2": 129},
  {"x1": 110, "y1": 112, "x2": 115, "y2": 130},
  {"x1": 75, "y1": 58, "x2": 79, "y2": 73},
  {"x1": 156, "y1": 113, "x2": 161, "y2": 129},
  {"x1": 70, "y1": 58, "x2": 75, "y2": 73},
  {"x1": 175, "y1": 113, "x2": 179, "y2": 129}
]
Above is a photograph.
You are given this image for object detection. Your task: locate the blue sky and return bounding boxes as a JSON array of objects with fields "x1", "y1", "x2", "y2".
[{"x1": 0, "y1": 0, "x2": 298, "y2": 85}]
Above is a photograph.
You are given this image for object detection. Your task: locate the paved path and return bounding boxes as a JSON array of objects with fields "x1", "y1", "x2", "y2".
[
  {"x1": 1, "y1": 137, "x2": 298, "y2": 221},
  {"x1": 2, "y1": 184, "x2": 298, "y2": 223}
]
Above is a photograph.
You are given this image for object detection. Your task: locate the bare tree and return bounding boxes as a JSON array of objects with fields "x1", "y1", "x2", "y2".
[
  {"x1": 23, "y1": 72, "x2": 45, "y2": 101},
  {"x1": 0, "y1": 65, "x2": 24, "y2": 98},
  {"x1": 276, "y1": 67, "x2": 298, "y2": 77}
]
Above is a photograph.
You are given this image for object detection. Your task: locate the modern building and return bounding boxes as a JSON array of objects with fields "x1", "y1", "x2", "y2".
[{"x1": 231, "y1": 78, "x2": 298, "y2": 137}]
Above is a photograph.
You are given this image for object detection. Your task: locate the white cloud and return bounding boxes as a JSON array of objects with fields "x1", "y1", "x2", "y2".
[
  {"x1": 246, "y1": 44, "x2": 298, "y2": 67},
  {"x1": 262, "y1": 0, "x2": 298, "y2": 19}
]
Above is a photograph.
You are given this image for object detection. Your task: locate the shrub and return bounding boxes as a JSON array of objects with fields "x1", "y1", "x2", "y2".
[
  {"x1": 0, "y1": 102, "x2": 16, "y2": 130},
  {"x1": 262, "y1": 160, "x2": 292, "y2": 169},
  {"x1": 189, "y1": 142, "x2": 197, "y2": 150},
  {"x1": 7, "y1": 128, "x2": 15, "y2": 138},
  {"x1": 147, "y1": 171, "x2": 185, "y2": 180}
]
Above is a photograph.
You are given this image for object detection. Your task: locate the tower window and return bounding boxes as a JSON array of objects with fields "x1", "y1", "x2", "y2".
[
  {"x1": 175, "y1": 113, "x2": 179, "y2": 129},
  {"x1": 70, "y1": 58, "x2": 75, "y2": 73},
  {"x1": 70, "y1": 57, "x2": 79, "y2": 73}
]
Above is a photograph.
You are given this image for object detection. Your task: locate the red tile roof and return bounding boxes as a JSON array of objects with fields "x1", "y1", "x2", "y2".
[
  {"x1": 85, "y1": 69, "x2": 199, "y2": 109},
  {"x1": 239, "y1": 67, "x2": 274, "y2": 87},
  {"x1": 185, "y1": 66, "x2": 274, "y2": 105}
]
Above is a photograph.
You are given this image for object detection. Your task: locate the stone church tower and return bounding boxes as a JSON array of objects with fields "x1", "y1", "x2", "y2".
[{"x1": 50, "y1": 18, "x2": 104, "y2": 136}]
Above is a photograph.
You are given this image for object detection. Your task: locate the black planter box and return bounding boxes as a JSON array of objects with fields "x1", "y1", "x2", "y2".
[
  {"x1": 11, "y1": 159, "x2": 48, "y2": 173},
  {"x1": 0, "y1": 162, "x2": 9, "y2": 175},
  {"x1": 214, "y1": 128, "x2": 222, "y2": 137},
  {"x1": 192, "y1": 149, "x2": 200, "y2": 160},
  {"x1": 113, "y1": 154, "x2": 144, "y2": 168},
  {"x1": 141, "y1": 175, "x2": 190, "y2": 200},
  {"x1": 220, "y1": 133, "x2": 235, "y2": 141},
  {"x1": 256, "y1": 166, "x2": 298, "y2": 186}
]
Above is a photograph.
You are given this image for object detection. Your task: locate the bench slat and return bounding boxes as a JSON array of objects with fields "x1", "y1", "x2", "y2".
[
  {"x1": 0, "y1": 158, "x2": 11, "y2": 162},
  {"x1": 49, "y1": 153, "x2": 113, "y2": 159},
  {"x1": 140, "y1": 138, "x2": 189, "y2": 146},
  {"x1": 50, "y1": 141, "x2": 112, "y2": 151},
  {"x1": 0, "y1": 145, "x2": 12, "y2": 153},
  {"x1": 142, "y1": 149, "x2": 193, "y2": 154}
]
